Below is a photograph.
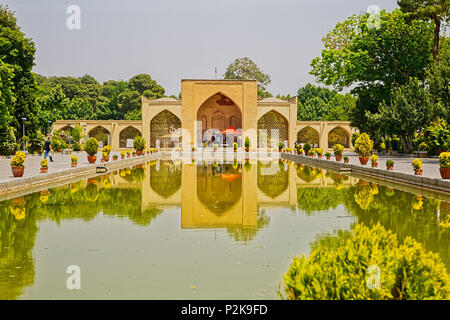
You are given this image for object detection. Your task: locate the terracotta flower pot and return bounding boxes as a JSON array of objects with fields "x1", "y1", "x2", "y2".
[
  {"x1": 318, "y1": 155, "x2": 323, "y2": 159},
  {"x1": 335, "y1": 155, "x2": 342, "y2": 162},
  {"x1": 113, "y1": 157, "x2": 118, "y2": 161},
  {"x1": 359, "y1": 157, "x2": 369, "y2": 165},
  {"x1": 71, "y1": 162, "x2": 77, "y2": 167},
  {"x1": 87, "y1": 155, "x2": 97, "y2": 164},
  {"x1": 440, "y1": 168, "x2": 450, "y2": 179},
  {"x1": 344, "y1": 158, "x2": 349, "y2": 164},
  {"x1": 40, "y1": 167, "x2": 48, "y2": 173},
  {"x1": 121, "y1": 156, "x2": 125, "y2": 160},
  {"x1": 326, "y1": 156, "x2": 331, "y2": 160},
  {"x1": 127, "y1": 155, "x2": 130, "y2": 158},
  {"x1": 11, "y1": 166, "x2": 24, "y2": 177},
  {"x1": 245, "y1": 148, "x2": 249, "y2": 152},
  {"x1": 386, "y1": 165, "x2": 394, "y2": 170},
  {"x1": 414, "y1": 169, "x2": 423, "y2": 176},
  {"x1": 234, "y1": 149, "x2": 237, "y2": 152},
  {"x1": 371, "y1": 163, "x2": 378, "y2": 168}
]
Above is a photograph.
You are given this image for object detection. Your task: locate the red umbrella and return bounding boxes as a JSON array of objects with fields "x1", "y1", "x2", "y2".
[{"x1": 221, "y1": 126, "x2": 242, "y2": 134}]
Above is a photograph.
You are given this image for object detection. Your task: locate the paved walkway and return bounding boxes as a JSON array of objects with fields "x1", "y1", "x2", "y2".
[
  {"x1": 338, "y1": 152, "x2": 442, "y2": 179},
  {"x1": 0, "y1": 151, "x2": 125, "y2": 183}
]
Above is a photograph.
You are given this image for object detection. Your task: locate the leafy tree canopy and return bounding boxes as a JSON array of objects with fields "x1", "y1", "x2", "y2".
[{"x1": 224, "y1": 57, "x2": 271, "y2": 92}]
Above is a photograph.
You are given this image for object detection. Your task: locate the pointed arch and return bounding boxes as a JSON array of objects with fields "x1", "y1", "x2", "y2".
[
  {"x1": 297, "y1": 126, "x2": 319, "y2": 146},
  {"x1": 119, "y1": 126, "x2": 142, "y2": 148},
  {"x1": 328, "y1": 126, "x2": 350, "y2": 148},
  {"x1": 88, "y1": 126, "x2": 110, "y2": 147},
  {"x1": 150, "y1": 110, "x2": 181, "y2": 148},
  {"x1": 257, "y1": 110, "x2": 288, "y2": 148}
]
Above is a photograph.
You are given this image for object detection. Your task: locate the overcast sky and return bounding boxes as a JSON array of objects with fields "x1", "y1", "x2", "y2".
[{"x1": 4, "y1": 0, "x2": 398, "y2": 96}]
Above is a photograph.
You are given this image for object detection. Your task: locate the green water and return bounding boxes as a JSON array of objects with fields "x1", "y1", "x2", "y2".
[{"x1": 0, "y1": 159, "x2": 449, "y2": 299}]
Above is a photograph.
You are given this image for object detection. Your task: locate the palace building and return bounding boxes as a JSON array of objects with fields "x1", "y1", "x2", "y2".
[{"x1": 52, "y1": 79, "x2": 356, "y2": 150}]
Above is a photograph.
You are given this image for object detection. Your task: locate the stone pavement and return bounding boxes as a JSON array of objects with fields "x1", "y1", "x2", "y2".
[
  {"x1": 0, "y1": 151, "x2": 124, "y2": 183},
  {"x1": 339, "y1": 152, "x2": 442, "y2": 179}
]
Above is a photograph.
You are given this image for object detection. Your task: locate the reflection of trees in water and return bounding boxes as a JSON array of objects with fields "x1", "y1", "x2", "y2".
[
  {"x1": 296, "y1": 165, "x2": 322, "y2": 183},
  {"x1": 298, "y1": 181, "x2": 450, "y2": 271},
  {"x1": 310, "y1": 229, "x2": 353, "y2": 252},
  {"x1": 197, "y1": 163, "x2": 242, "y2": 215},
  {"x1": 150, "y1": 161, "x2": 181, "y2": 198},
  {"x1": 0, "y1": 198, "x2": 37, "y2": 300},
  {"x1": 257, "y1": 161, "x2": 288, "y2": 198},
  {"x1": 226, "y1": 208, "x2": 271, "y2": 243}
]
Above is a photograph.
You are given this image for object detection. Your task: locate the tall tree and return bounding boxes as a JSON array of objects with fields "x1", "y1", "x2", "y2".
[
  {"x1": 311, "y1": 10, "x2": 434, "y2": 138},
  {"x1": 398, "y1": 0, "x2": 450, "y2": 61},
  {"x1": 0, "y1": 5, "x2": 40, "y2": 141},
  {"x1": 224, "y1": 57, "x2": 271, "y2": 92}
]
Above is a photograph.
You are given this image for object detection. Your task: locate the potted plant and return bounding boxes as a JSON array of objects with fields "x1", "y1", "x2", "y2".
[
  {"x1": 333, "y1": 144, "x2": 344, "y2": 161},
  {"x1": 85, "y1": 137, "x2": 99, "y2": 164},
  {"x1": 278, "y1": 142, "x2": 284, "y2": 152},
  {"x1": 412, "y1": 159, "x2": 423, "y2": 175},
  {"x1": 40, "y1": 159, "x2": 48, "y2": 173},
  {"x1": 113, "y1": 154, "x2": 118, "y2": 161},
  {"x1": 132, "y1": 151, "x2": 136, "y2": 157},
  {"x1": 297, "y1": 148, "x2": 304, "y2": 156},
  {"x1": 101, "y1": 152, "x2": 109, "y2": 162},
  {"x1": 310, "y1": 148, "x2": 316, "y2": 157},
  {"x1": 214, "y1": 143, "x2": 218, "y2": 152},
  {"x1": 386, "y1": 159, "x2": 394, "y2": 170},
  {"x1": 147, "y1": 149, "x2": 150, "y2": 155},
  {"x1": 343, "y1": 156, "x2": 349, "y2": 164},
  {"x1": 370, "y1": 154, "x2": 379, "y2": 168},
  {"x1": 439, "y1": 152, "x2": 450, "y2": 179},
  {"x1": 325, "y1": 152, "x2": 332, "y2": 160},
  {"x1": 303, "y1": 143, "x2": 311, "y2": 156},
  {"x1": 71, "y1": 155, "x2": 78, "y2": 167},
  {"x1": 233, "y1": 142, "x2": 238, "y2": 152},
  {"x1": 316, "y1": 148, "x2": 323, "y2": 159},
  {"x1": 354, "y1": 133, "x2": 374, "y2": 165},
  {"x1": 102, "y1": 145, "x2": 111, "y2": 161},
  {"x1": 245, "y1": 137, "x2": 250, "y2": 152},
  {"x1": 133, "y1": 136, "x2": 146, "y2": 156},
  {"x1": 126, "y1": 150, "x2": 131, "y2": 158},
  {"x1": 10, "y1": 152, "x2": 26, "y2": 177},
  {"x1": 192, "y1": 146, "x2": 197, "y2": 153},
  {"x1": 121, "y1": 151, "x2": 125, "y2": 159}
]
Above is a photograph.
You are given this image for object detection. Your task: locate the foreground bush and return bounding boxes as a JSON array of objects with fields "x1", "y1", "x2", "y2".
[{"x1": 280, "y1": 223, "x2": 450, "y2": 300}]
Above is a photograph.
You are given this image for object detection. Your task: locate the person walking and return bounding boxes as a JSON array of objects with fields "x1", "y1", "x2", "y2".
[{"x1": 44, "y1": 136, "x2": 54, "y2": 162}]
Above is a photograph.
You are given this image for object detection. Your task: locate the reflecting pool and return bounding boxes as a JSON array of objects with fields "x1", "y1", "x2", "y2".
[{"x1": 0, "y1": 159, "x2": 449, "y2": 299}]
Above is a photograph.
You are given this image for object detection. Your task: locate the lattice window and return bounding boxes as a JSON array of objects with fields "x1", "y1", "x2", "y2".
[
  {"x1": 257, "y1": 111, "x2": 288, "y2": 148},
  {"x1": 150, "y1": 110, "x2": 181, "y2": 148},
  {"x1": 88, "y1": 126, "x2": 110, "y2": 146},
  {"x1": 297, "y1": 126, "x2": 319, "y2": 146},
  {"x1": 328, "y1": 127, "x2": 349, "y2": 148},
  {"x1": 119, "y1": 126, "x2": 141, "y2": 148}
]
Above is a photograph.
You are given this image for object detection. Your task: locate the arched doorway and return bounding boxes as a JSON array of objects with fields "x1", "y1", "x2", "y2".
[
  {"x1": 257, "y1": 110, "x2": 288, "y2": 148},
  {"x1": 297, "y1": 126, "x2": 319, "y2": 146},
  {"x1": 88, "y1": 126, "x2": 110, "y2": 147},
  {"x1": 150, "y1": 110, "x2": 181, "y2": 148},
  {"x1": 197, "y1": 93, "x2": 242, "y2": 147},
  {"x1": 197, "y1": 163, "x2": 242, "y2": 215},
  {"x1": 119, "y1": 126, "x2": 141, "y2": 148},
  {"x1": 328, "y1": 127, "x2": 350, "y2": 148}
]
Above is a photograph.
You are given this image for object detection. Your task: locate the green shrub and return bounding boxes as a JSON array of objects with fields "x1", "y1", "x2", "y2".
[
  {"x1": 0, "y1": 126, "x2": 17, "y2": 155},
  {"x1": 133, "y1": 136, "x2": 146, "y2": 151},
  {"x1": 27, "y1": 131, "x2": 45, "y2": 154},
  {"x1": 354, "y1": 133, "x2": 374, "y2": 157},
  {"x1": 85, "y1": 137, "x2": 99, "y2": 156},
  {"x1": 303, "y1": 143, "x2": 311, "y2": 154},
  {"x1": 386, "y1": 159, "x2": 395, "y2": 166},
  {"x1": 333, "y1": 144, "x2": 344, "y2": 155},
  {"x1": 279, "y1": 223, "x2": 450, "y2": 300},
  {"x1": 439, "y1": 152, "x2": 450, "y2": 168},
  {"x1": 278, "y1": 142, "x2": 284, "y2": 149},
  {"x1": 245, "y1": 136, "x2": 250, "y2": 149},
  {"x1": 351, "y1": 132, "x2": 360, "y2": 146}
]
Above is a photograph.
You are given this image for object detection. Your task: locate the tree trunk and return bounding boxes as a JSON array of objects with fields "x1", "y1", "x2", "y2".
[
  {"x1": 401, "y1": 136, "x2": 413, "y2": 154},
  {"x1": 432, "y1": 16, "x2": 441, "y2": 62}
]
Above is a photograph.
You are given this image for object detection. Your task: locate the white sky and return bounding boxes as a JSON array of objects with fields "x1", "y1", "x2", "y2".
[{"x1": 4, "y1": 0, "x2": 398, "y2": 96}]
